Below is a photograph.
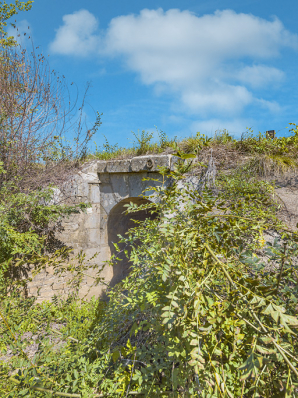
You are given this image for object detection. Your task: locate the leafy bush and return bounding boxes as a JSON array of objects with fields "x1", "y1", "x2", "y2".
[
  {"x1": 92, "y1": 129, "x2": 178, "y2": 161},
  {"x1": 0, "y1": 0, "x2": 33, "y2": 47},
  {"x1": 0, "y1": 4, "x2": 100, "y2": 296},
  {"x1": 212, "y1": 129, "x2": 235, "y2": 145},
  {"x1": 1, "y1": 164, "x2": 297, "y2": 397},
  {"x1": 0, "y1": 180, "x2": 89, "y2": 295},
  {"x1": 84, "y1": 170, "x2": 298, "y2": 396},
  {"x1": 236, "y1": 126, "x2": 298, "y2": 157},
  {"x1": 131, "y1": 130, "x2": 155, "y2": 155},
  {"x1": 94, "y1": 136, "x2": 127, "y2": 160},
  {"x1": 1, "y1": 7, "x2": 298, "y2": 396},
  {"x1": 0, "y1": 294, "x2": 97, "y2": 397}
]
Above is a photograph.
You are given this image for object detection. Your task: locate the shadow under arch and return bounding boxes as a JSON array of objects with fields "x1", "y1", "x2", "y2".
[{"x1": 107, "y1": 197, "x2": 158, "y2": 287}]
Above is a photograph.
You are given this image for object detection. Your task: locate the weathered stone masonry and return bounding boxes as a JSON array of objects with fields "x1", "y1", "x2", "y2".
[
  {"x1": 27, "y1": 155, "x2": 177, "y2": 302},
  {"x1": 27, "y1": 154, "x2": 298, "y2": 302}
]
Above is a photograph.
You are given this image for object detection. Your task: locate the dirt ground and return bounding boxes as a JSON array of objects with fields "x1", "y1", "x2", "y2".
[{"x1": 275, "y1": 174, "x2": 298, "y2": 231}]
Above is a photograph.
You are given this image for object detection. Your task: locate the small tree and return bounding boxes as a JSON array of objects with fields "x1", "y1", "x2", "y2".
[
  {"x1": 0, "y1": 45, "x2": 98, "y2": 192},
  {"x1": 0, "y1": 1, "x2": 101, "y2": 295},
  {"x1": 0, "y1": 0, "x2": 33, "y2": 48}
]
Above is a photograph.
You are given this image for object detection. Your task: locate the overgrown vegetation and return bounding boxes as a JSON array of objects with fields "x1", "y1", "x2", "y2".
[
  {"x1": 90, "y1": 125, "x2": 298, "y2": 179},
  {"x1": 1, "y1": 2, "x2": 298, "y2": 397},
  {"x1": 93, "y1": 129, "x2": 177, "y2": 160},
  {"x1": 1, "y1": 160, "x2": 298, "y2": 397},
  {"x1": 0, "y1": 0, "x2": 102, "y2": 297}
]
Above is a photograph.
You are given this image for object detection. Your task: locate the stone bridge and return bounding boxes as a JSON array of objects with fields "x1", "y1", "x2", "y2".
[{"x1": 28, "y1": 155, "x2": 177, "y2": 301}]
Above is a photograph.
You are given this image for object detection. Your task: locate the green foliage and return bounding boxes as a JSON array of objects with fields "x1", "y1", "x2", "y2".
[
  {"x1": 1, "y1": 162, "x2": 298, "y2": 397},
  {"x1": 91, "y1": 124, "x2": 298, "y2": 179},
  {"x1": 93, "y1": 135, "x2": 127, "y2": 160},
  {"x1": 91, "y1": 129, "x2": 177, "y2": 161},
  {"x1": 217, "y1": 168, "x2": 279, "y2": 223},
  {"x1": 158, "y1": 129, "x2": 171, "y2": 149},
  {"x1": 0, "y1": 294, "x2": 98, "y2": 397},
  {"x1": 0, "y1": 176, "x2": 89, "y2": 296},
  {"x1": 0, "y1": 0, "x2": 33, "y2": 47},
  {"x1": 131, "y1": 129, "x2": 154, "y2": 155},
  {"x1": 244, "y1": 153, "x2": 297, "y2": 178},
  {"x1": 237, "y1": 125, "x2": 298, "y2": 156},
  {"x1": 213, "y1": 129, "x2": 235, "y2": 145},
  {"x1": 82, "y1": 170, "x2": 298, "y2": 396}
]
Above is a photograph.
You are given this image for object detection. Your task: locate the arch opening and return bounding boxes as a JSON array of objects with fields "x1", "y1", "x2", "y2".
[{"x1": 107, "y1": 197, "x2": 158, "y2": 287}]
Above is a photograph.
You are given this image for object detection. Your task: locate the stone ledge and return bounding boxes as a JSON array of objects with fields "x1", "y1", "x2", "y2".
[{"x1": 97, "y1": 154, "x2": 179, "y2": 174}]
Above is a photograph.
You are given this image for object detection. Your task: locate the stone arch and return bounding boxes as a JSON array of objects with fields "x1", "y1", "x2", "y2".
[{"x1": 107, "y1": 197, "x2": 158, "y2": 287}]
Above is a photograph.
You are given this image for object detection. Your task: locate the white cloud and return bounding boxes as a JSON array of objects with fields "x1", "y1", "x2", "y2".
[
  {"x1": 49, "y1": 9, "x2": 100, "y2": 57},
  {"x1": 50, "y1": 8, "x2": 298, "y2": 116},
  {"x1": 255, "y1": 98, "x2": 282, "y2": 113},
  {"x1": 236, "y1": 65, "x2": 285, "y2": 88},
  {"x1": 190, "y1": 118, "x2": 253, "y2": 137},
  {"x1": 181, "y1": 85, "x2": 253, "y2": 115}
]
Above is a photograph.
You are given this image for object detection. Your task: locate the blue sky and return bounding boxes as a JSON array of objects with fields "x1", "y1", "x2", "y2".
[{"x1": 9, "y1": 0, "x2": 298, "y2": 147}]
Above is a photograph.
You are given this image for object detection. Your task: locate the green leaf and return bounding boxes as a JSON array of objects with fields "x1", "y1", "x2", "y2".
[
  {"x1": 263, "y1": 303, "x2": 298, "y2": 332},
  {"x1": 112, "y1": 350, "x2": 120, "y2": 362},
  {"x1": 255, "y1": 345, "x2": 275, "y2": 355},
  {"x1": 173, "y1": 151, "x2": 196, "y2": 159},
  {"x1": 239, "y1": 352, "x2": 267, "y2": 381}
]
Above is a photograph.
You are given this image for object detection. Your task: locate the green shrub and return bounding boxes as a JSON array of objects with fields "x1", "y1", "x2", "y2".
[
  {"x1": 236, "y1": 125, "x2": 298, "y2": 157},
  {"x1": 131, "y1": 130, "x2": 155, "y2": 155},
  {"x1": 212, "y1": 129, "x2": 235, "y2": 145},
  {"x1": 93, "y1": 136, "x2": 126, "y2": 160},
  {"x1": 2, "y1": 164, "x2": 297, "y2": 397}
]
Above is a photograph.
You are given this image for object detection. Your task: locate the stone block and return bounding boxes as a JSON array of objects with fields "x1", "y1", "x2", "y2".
[
  {"x1": 101, "y1": 184, "x2": 118, "y2": 214},
  {"x1": 52, "y1": 283, "x2": 66, "y2": 291},
  {"x1": 38, "y1": 291, "x2": 54, "y2": 299},
  {"x1": 28, "y1": 286, "x2": 38, "y2": 295},
  {"x1": 83, "y1": 247, "x2": 101, "y2": 259},
  {"x1": 75, "y1": 180, "x2": 89, "y2": 198},
  {"x1": 78, "y1": 284, "x2": 92, "y2": 297},
  {"x1": 84, "y1": 213, "x2": 100, "y2": 229},
  {"x1": 106, "y1": 160, "x2": 131, "y2": 173},
  {"x1": 130, "y1": 155, "x2": 175, "y2": 172},
  {"x1": 98, "y1": 173, "x2": 110, "y2": 183},
  {"x1": 31, "y1": 272, "x2": 46, "y2": 281},
  {"x1": 78, "y1": 171, "x2": 99, "y2": 184},
  {"x1": 88, "y1": 229, "x2": 100, "y2": 245},
  {"x1": 64, "y1": 223, "x2": 79, "y2": 231},
  {"x1": 81, "y1": 161, "x2": 98, "y2": 174},
  {"x1": 80, "y1": 285, "x2": 105, "y2": 300},
  {"x1": 97, "y1": 161, "x2": 107, "y2": 173},
  {"x1": 90, "y1": 184, "x2": 100, "y2": 203},
  {"x1": 61, "y1": 213, "x2": 80, "y2": 224},
  {"x1": 128, "y1": 174, "x2": 145, "y2": 197},
  {"x1": 110, "y1": 174, "x2": 129, "y2": 199},
  {"x1": 47, "y1": 266, "x2": 55, "y2": 275},
  {"x1": 38, "y1": 288, "x2": 54, "y2": 295}
]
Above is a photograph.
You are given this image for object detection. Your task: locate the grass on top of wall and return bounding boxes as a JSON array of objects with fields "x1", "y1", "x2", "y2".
[{"x1": 88, "y1": 124, "x2": 298, "y2": 178}]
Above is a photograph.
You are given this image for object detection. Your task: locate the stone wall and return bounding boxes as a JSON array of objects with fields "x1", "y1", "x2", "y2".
[
  {"x1": 27, "y1": 155, "x2": 177, "y2": 302},
  {"x1": 26, "y1": 155, "x2": 298, "y2": 302}
]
